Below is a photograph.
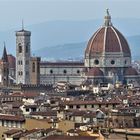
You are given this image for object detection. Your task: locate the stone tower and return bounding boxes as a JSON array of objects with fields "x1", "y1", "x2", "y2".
[
  {"x1": 30, "y1": 57, "x2": 41, "y2": 85},
  {"x1": 16, "y1": 26, "x2": 31, "y2": 84},
  {"x1": 1, "y1": 44, "x2": 9, "y2": 86}
]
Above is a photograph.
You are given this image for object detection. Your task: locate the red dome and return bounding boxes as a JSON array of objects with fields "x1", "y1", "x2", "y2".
[
  {"x1": 7, "y1": 54, "x2": 16, "y2": 69},
  {"x1": 86, "y1": 67, "x2": 104, "y2": 77},
  {"x1": 85, "y1": 26, "x2": 131, "y2": 56},
  {"x1": 85, "y1": 10, "x2": 131, "y2": 57},
  {"x1": 124, "y1": 67, "x2": 138, "y2": 76}
]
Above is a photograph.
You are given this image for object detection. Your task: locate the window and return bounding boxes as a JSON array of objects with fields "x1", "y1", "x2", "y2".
[
  {"x1": 125, "y1": 60, "x2": 127, "y2": 64},
  {"x1": 18, "y1": 43, "x2": 22, "y2": 53},
  {"x1": 26, "y1": 71, "x2": 29, "y2": 76},
  {"x1": 50, "y1": 70, "x2": 53, "y2": 74},
  {"x1": 111, "y1": 60, "x2": 115, "y2": 65},
  {"x1": 70, "y1": 105, "x2": 73, "y2": 109},
  {"x1": 77, "y1": 70, "x2": 80, "y2": 74},
  {"x1": 26, "y1": 60, "x2": 29, "y2": 65},
  {"x1": 76, "y1": 105, "x2": 80, "y2": 109},
  {"x1": 91, "y1": 104, "x2": 94, "y2": 108},
  {"x1": 94, "y1": 59, "x2": 99, "y2": 65},
  {"x1": 18, "y1": 71, "x2": 23, "y2": 76},
  {"x1": 18, "y1": 72, "x2": 20, "y2": 75},
  {"x1": 26, "y1": 108, "x2": 29, "y2": 112},
  {"x1": 32, "y1": 62, "x2": 35, "y2": 72},
  {"x1": 18, "y1": 60, "x2": 22, "y2": 65},
  {"x1": 84, "y1": 105, "x2": 87, "y2": 108},
  {"x1": 26, "y1": 45, "x2": 28, "y2": 53},
  {"x1": 37, "y1": 62, "x2": 40, "y2": 73},
  {"x1": 63, "y1": 70, "x2": 67, "y2": 74}
]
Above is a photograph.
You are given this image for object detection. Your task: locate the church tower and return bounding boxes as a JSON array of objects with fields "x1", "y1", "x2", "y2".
[
  {"x1": 1, "y1": 44, "x2": 9, "y2": 86},
  {"x1": 16, "y1": 24, "x2": 31, "y2": 84},
  {"x1": 30, "y1": 57, "x2": 41, "y2": 85}
]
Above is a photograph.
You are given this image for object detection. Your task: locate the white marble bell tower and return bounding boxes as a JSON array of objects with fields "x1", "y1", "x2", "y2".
[{"x1": 16, "y1": 22, "x2": 31, "y2": 84}]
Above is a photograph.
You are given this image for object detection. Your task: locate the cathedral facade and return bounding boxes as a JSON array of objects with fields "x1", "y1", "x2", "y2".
[
  {"x1": 84, "y1": 9, "x2": 140, "y2": 85},
  {"x1": 14, "y1": 10, "x2": 140, "y2": 86}
]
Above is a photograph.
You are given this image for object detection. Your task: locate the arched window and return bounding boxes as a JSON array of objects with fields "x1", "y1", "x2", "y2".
[
  {"x1": 77, "y1": 70, "x2": 80, "y2": 74},
  {"x1": 37, "y1": 62, "x2": 40, "y2": 73},
  {"x1": 26, "y1": 44, "x2": 28, "y2": 53},
  {"x1": 18, "y1": 43, "x2": 22, "y2": 53},
  {"x1": 63, "y1": 70, "x2": 67, "y2": 74},
  {"x1": 32, "y1": 62, "x2": 35, "y2": 72},
  {"x1": 21, "y1": 71, "x2": 23, "y2": 75},
  {"x1": 50, "y1": 70, "x2": 53, "y2": 74}
]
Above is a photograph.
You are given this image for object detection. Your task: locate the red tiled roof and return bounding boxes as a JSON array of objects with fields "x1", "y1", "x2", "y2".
[
  {"x1": 85, "y1": 26, "x2": 131, "y2": 56},
  {"x1": 4, "y1": 129, "x2": 23, "y2": 135},
  {"x1": 13, "y1": 129, "x2": 45, "y2": 138},
  {"x1": 0, "y1": 114, "x2": 25, "y2": 121},
  {"x1": 86, "y1": 67, "x2": 104, "y2": 77},
  {"x1": 65, "y1": 99, "x2": 121, "y2": 105},
  {"x1": 124, "y1": 67, "x2": 138, "y2": 76},
  {"x1": 7, "y1": 54, "x2": 16, "y2": 68},
  {"x1": 43, "y1": 136, "x2": 97, "y2": 140},
  {"x1": 30, "y1": 111, "x2": 57, "y2": 116},
  {"x1": 40, "y1": 61, "x2": 84, "y2": 66}
]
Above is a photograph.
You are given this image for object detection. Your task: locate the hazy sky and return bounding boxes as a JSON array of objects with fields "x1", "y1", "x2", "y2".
[{"x1": 0, "y1": 0, "x2": 140, "y2": 31}]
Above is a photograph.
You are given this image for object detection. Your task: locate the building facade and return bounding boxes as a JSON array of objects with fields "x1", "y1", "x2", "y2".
[
  {"x1": 16, "y1": 28, "x2": 31, "y2": 84},
  {"x1": 14, "y1": 10, "x2": 140, "y2": 86},
  {"x1": 40, "y1": 61, "x2": 84, "y2": 85},
  {"x1": 83, "y1": 9, "x2": 140, "y2": 85},
  {"x1": 30, "y1": 57, "x2": 41, "y2": 85}
]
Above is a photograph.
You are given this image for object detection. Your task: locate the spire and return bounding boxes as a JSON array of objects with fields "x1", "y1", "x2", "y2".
[
  {"x1": 104, "y1": 8, "x2": 112, "y2": 26},
  {"x1": 2, "y1": 42, "x2": 8, "y2": 62}
]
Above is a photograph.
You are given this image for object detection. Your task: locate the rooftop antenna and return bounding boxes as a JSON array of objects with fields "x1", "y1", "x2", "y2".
[{"x1": 22, "y1": 19, "x2": 24, "y2": 30}]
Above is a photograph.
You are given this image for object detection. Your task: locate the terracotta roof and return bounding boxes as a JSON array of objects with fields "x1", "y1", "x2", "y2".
[
  {"x1": 30, "y1": 111, "x2": 57, "y2": 116},
  {"x1": 40, "y1": 61, "x2": 84, "y2": 66},
  {"x1": 85, "y1": 67, "x2": 104, "y2": 77},
  {"x1": 85, "y1": 25, "x2": 131, "y2": 57},
  {"x1": 24, "y1": 105, "x2": 38, "y2": 109},
  {"x1": 65, "y1": 99, "x2": 121, "y2": 105},
  {"x1": 67, "y1": 110, "x2": 96, "y2": 118},
  {"x1": 4, "y1": 129, "x2": 23, "y2": 135},
  {"x1": 43, "y1": 136, "x2": 96, "y2": 140},
  {"x1": 0, "y1": 114, "x2": 25, "y2": 121},
  {"x1": 22, "y1": 92, "x2": 40, "y2": 98},
  {"x1": 7, "y1": 54, "x2": 16, "y2": 68},
  {"x1": 124, "y1": 67, "x2": 138, "y2": 76},
  {"x1": 13, "y1": 129, "x2": 45, "y2": 138}
]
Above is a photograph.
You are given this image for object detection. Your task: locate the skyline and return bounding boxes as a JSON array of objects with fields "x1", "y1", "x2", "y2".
[
  {"x1": 0, "y1": 0, "x2": 140, "y2": 31},
  {"x1": 0, "y1": 0, "x2": 139, "y2": 60}
]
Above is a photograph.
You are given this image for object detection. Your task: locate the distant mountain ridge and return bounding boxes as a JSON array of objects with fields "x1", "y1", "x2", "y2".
[
  {"x1": 33, "y1": 35, "x2": 140, "y2": 61},
  {"x1": 0, "y1": 18, "x2": 139, "y2": 60}
]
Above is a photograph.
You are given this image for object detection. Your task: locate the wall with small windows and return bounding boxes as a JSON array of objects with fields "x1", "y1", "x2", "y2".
[{"x1": 40, "y1": 62, "x2": 84, "y2": 85}]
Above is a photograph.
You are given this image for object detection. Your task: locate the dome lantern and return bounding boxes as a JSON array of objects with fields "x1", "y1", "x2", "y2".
[{"x1": 104, "y1": 9, "x2": 112, "y2": 26}]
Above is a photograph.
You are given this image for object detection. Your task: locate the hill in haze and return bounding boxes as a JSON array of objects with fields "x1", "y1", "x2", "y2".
[
  {"x1": 33, "y1": 35, "x2": 140, "y2": 61},
  {"x1": 0, "y1": 18, "x2": 139, "y2": 60}
]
